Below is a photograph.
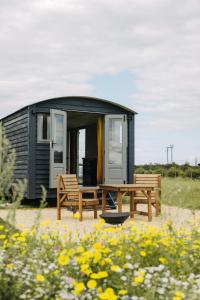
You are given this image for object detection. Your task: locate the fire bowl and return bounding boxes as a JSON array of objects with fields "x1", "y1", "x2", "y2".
[{"x1": 99, "y1": 212, "x2": 130, "y2": 225}]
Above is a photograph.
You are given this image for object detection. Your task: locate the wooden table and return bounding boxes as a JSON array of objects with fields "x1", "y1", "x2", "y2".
[{"x1": 99, "y1": 184, "x2": 155, "y2": 222}]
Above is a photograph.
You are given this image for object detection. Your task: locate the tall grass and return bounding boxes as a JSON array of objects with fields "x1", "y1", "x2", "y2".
[{"x1": 161, "y1": 177, "x2": 200, "y2": 210}]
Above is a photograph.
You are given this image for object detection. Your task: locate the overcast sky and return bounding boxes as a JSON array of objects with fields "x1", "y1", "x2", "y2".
[{"x1": 0, "y1": 0, "x2": 200, "y2": 165}]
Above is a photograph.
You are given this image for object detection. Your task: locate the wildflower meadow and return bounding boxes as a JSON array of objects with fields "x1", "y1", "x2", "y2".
[{"x1": 1, "y1": 218, "x2": 200, "y2": 300}]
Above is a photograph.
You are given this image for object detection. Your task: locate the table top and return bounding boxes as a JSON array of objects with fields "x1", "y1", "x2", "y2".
[
  {"x1": 99, "y1": 183, "x2": 155, "y2": 191},
  {"x1": 79, "y1": 186, "x2": 99, "y2": 191}
]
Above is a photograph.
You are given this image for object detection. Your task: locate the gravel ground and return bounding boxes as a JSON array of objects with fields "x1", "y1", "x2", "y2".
[{"x1": 1, "y1": 204, "x2": 200, "y2": 234}]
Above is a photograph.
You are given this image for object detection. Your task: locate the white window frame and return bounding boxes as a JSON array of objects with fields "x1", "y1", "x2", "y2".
[{"x1": 37, "y1": 113, "x2": 50, "y2": 143}]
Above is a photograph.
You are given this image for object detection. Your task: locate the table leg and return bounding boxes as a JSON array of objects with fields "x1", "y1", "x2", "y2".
[
  {"x1": 147, "y1": 190, "x2": 152, "y2": 222},
  {"x1": 130, "y1": 191, "x2": 134, "y2": 218},
  {"x1": 102, "y1": 190, "x2": 107, "y2": 212},
  {"x1": 118, "y1": 192, "x2": 123, "y2": 213}
]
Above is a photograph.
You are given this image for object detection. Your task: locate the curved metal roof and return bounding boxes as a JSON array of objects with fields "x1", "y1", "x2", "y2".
[
  {"x1": 33, "y1": 96, "x2": 137, "y2": 114},
  {"x1": 1, "y1": 96, "x2": 137, "y2": 120}
]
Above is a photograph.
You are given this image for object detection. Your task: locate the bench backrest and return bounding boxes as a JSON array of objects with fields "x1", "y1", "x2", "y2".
[
  {"x1": 57, "y1": 174, "x2": 80, "y2": 200},
  {"x1": 133, "y1": 174, "x2": 161, "y2": 200}
]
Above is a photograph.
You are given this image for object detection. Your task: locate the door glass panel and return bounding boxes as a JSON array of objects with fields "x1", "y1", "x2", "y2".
[
  {"x1": 55, "y1": 114, "x2": 64, "y2": 131},
  {"x1": 108, "y1": 119, "x2": 122, "y2": 165},
  {"x1": 54, "y1": 151, "x2": 63, "y2": 163},
  {"x1": 54, "y1": 114, "x2": 64, "y2": 163}
]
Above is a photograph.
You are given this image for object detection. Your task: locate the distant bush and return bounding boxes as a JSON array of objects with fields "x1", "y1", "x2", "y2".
[{"x1": 135, "y1": 163, "x2": 200, "y2": 179}]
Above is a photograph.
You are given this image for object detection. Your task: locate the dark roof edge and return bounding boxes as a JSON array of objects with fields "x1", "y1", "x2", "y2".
[{"x1": 1, "y1": 96, "x2": 137, "y2": 120}]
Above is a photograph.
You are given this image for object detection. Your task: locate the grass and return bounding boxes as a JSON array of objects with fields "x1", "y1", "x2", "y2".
[
  {"x1": 161, "y1": 177, "x2": 200, "y2": 210},
  {"x1": 122, "y1": 177, "x2": 200, "y2": 211}
]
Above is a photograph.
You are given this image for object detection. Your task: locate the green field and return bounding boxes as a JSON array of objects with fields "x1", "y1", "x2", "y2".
[{"x1": 161, "y1": 177, "x2": 200, "y2": 210}]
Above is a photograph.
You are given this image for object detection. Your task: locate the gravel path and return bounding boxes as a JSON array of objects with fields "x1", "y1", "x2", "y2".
[{"x1": 1, "y1": 204, "x2": 200, "y2": 234}]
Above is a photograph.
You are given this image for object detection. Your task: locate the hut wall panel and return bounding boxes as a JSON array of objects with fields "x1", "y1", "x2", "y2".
[{"x1": 35, "y1": 142, "x2": 51, "y2": 199}]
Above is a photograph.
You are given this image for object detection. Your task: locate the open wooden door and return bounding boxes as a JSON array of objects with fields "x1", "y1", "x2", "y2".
[
  {"x1": 104, "y1": 115, "x2": 127, "y2": 184},
  {"x1": 50, "y1": 109, "x2": 67, "y2": 188}
]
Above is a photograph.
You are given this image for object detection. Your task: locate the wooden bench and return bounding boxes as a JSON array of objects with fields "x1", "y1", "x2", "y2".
[
  {"x1": 57, "y1": 174, "x2": 99, "y2": 221},
  {"x1": 133, "y1": 174, "x2": 161, "y2": 217}
]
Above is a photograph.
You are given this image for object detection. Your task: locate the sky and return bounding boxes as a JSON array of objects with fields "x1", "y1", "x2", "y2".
[{"x1": 0, "y1": 0, "x2": 200, "y2": 165}]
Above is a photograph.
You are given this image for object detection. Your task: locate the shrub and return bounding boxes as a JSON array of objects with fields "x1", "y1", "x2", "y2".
[{"x1": 0, "y1": 123, "x2": 16, "y2": 202}]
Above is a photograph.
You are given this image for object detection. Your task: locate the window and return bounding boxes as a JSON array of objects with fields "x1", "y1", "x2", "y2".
[{"x1": 37, "y1": 113, "x2": 50, "y2": 142}]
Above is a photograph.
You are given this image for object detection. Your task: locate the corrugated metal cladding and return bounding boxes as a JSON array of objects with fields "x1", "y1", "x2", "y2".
[{"x1": 1, "y1": 97, "x2": 136, "y2": 202}]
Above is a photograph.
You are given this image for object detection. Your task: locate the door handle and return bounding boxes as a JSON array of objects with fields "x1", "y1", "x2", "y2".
[{"x1": 51, "y1": 141, "x2": 56, "y2": 148}]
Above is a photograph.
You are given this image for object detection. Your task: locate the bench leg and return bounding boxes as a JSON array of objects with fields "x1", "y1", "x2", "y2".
[
  {"x1": 79, "y1": 194, "x2": 83, "y2": 222},
  {"x1": 102, "y1": 190, "x2": 107, "y2": 212},
  {"x1": 57, "y1": 204, "x2": 61, "y2": 220},
  {"x1": 94, "y1": 204, "x2": 98, "y2": 219},
  {"x1": 147, "y1": 191, "x2": 152, "y2": 222},
  {"x1": 118, "y1": 192, "x2": 123, "y2": 213},
  {"x1": 57, "y1": 195, "x2": 61, "y2": 220},
  {"x1": 130, "y1": 192, "x2": 134, "y2": 218},
  {"x1": 156, "y1": 201, "x2": 161, "y2": 216}
]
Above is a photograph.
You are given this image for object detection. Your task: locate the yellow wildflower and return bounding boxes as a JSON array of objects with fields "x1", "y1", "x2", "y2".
[
  {"x1": 94, "y1": 219, "x2": 105, "y2": 230},
  {"x1": 87, "y1": 279, "x2": 97, "y2": 289},
  {"x1": 93, "y1": 242, "x2": 104, "y2": 251},
  {"x1": 115, "y1": 250, "x2": 122, "y2": 256},
  {"x1": 192, "y1": 244, "x2": 199, "y2": 250},
  {"x1": 40, "y1": 220, "x2": 51, "y2": 227},
  {"x1": 133, "y1": 274, "x2": 144, "y2": 285},
  {"x1": 93, "y1": 252, "x2": 102, "y2": 263},
  {"x1": 80, "y1": 264, "x2": 92, "y2": 275},
  {"x1": 99, "y1": 288, "x2": 117, "y2": 300},
  {"x1": 77, "y1": 246, "x2": 84, "y2": 253},
  {"x1": 140, "y1": 250, "x2": 147, "y2": 257},
  {"x1": 41, "y1": 234, "x2": 50, "y2": 241},
  {"x1": 17, "y1": 236, "x2": 26, "y2": 242},
  {"x1": 91, "y1": 271, "x2": 108, "y2": 279},
  {"x1": 58, "y1": 255, "x2": 69, "y2": 266},
  {"x1": 6, "y1": 263, "x2": 14, "y2": 269},
  {"x1": 104, "y1": 257, "x2": 112, "y2": 264},
  {"x1": 110, "y1": 265, "x2": 120, "y2": 272},
  {"x1": 172, "y1": 291, "x2": 184, "y2": 300},
  {"x1": 118, "y1": 289, "x2": 127, "y2": 295},
  {"x1": 73, "y1": 282, "x2": 85, "y2": 295},
  {"x1": 108, "y1": 237, "x2": 119, "y2": 246},
  {"x1": 159, "y1": 257, "x2": 168, "y2": 264},
  {"x1": 53, "y1": 270, "x2": 60, "y2": 276},
  {"x1": 36, "y1": 274, "x2": 45, "y2": 282},
  {"x1": 73, "y1": 212, "x2": 80, "y2": 219}
]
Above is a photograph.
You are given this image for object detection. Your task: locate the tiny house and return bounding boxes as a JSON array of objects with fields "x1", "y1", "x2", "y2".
[{"x1": 1, "y1": 96, "x2": 136, "y2": 200}]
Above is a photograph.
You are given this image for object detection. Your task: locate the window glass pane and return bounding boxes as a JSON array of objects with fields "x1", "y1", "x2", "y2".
[
  {"x1": 37, "y1": 113, "x2": 50, "y2": 141},
  {"x1": 53, "y1": 114, "x2": 64, "y2": 163},
  {"x1": 108, "y1": 119, "x2": 122, "y2": 165},
  {"x1": 42, "y1": 114, "x2": 48, "y2": 140}
]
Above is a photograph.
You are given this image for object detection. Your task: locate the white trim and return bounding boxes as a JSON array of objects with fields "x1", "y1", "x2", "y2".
[{"x1": 49, "y1": 109, "x2": 67, "y2": 188}]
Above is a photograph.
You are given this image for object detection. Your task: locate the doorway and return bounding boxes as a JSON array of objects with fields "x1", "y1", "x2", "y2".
[{"x1": 49, "y1": 110, "x2": 128, "y2": 188}]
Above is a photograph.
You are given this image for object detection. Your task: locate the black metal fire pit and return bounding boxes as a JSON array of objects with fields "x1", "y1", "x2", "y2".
[{"x1": 99, "y1": 212, "x2": 130, "y2": 225}]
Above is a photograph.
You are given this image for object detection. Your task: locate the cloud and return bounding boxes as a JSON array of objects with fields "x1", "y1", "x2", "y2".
[{"x1": 0, "y1": 0, "x2": 199, "y2": 163}]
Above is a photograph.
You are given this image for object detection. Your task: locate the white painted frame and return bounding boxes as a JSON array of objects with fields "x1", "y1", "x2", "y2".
[
  {"x1": 49, "y1": 109, "x2": 67, "y2": 188},
  {"x1": 104, "y1": 114, "x2": 127, "y2": 184}
]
